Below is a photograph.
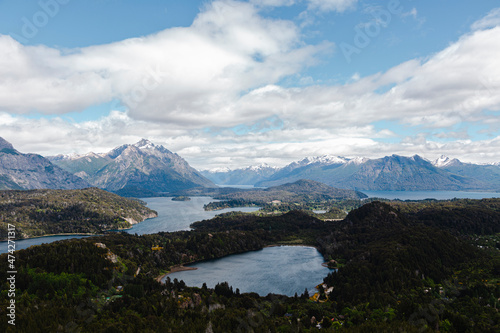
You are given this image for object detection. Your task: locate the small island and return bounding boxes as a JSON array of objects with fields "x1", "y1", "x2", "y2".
[{"x1": 172, "y1": 196, "x2": 191, "y2": 201}]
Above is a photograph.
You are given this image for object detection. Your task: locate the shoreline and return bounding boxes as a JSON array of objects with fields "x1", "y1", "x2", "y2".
[
  {"x1": 156, "y1": 265, "x2": 199, "y2": 283},
  {"x1": 0, "y1": 222, "x2": 145, "y2": 242},
  {"x1": 264, "y1": 243, "x2": 320, "y2": 251},
  {"x1": 0, "y1": 232, "x2": 101, "y2": 242}
]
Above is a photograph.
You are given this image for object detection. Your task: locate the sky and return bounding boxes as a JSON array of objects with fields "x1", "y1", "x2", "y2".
[{"x1": 0, "y1": 0, "x2": 500, "y2": 170}]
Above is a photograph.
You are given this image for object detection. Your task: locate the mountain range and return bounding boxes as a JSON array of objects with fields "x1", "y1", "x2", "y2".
[
  {"x1": 2, "y1": 135, "x2": 500, "y2": 194},
  {"x1": 203, "y1": 154, "x2": 500, "y2": 191},
  {"x1": 200, "y1": 164, "x2": 279, "y2": 186}
]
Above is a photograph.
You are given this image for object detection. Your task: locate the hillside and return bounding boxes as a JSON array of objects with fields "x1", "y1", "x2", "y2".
[
  {"x1": 203, "y1": 179, "x2": 367, "y2": 211},
  {"x1": 217, "y1": 179, "x2": 365, "y2": 201},
  {"x1": 0, "y1": 137, "x2": 90, "y2": 191},
  {"x1": 0, "y1": 188, "x2": 157, "y2": 240}
]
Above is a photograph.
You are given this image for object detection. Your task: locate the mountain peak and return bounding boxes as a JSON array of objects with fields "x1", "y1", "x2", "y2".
[
  {"x1": 133, "y1": 139, "x2": 156, "y2": 149},
  {"x1": 432, "y1": 155, "x2": 461, "y2": 168},
  {"x1": 0, "y1": 137, "x2": 15, "y2": 151},
  {"x1": 247, "y1": 163, "x2": 278, "y2": 171}
]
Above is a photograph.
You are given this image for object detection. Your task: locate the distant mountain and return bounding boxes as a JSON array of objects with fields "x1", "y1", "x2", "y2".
[
  {"x1": 255, "y1": 154, "x2": 488, "y2": 191},
  {"x1": 0, "y1": 137, "x2": 90, "y2": 190},
  {"x1": 50, "y1": 139, "x2": 215, "y2": 195},
  {"x1": 432, "y1": 155, "x2": 500, "y2": 189},
  {"x1": 201, "y1": 164, "x2": 279, "y2": 185},
  {"x1": 49, "y1": 152, "x2": 111, "y2": 180}
]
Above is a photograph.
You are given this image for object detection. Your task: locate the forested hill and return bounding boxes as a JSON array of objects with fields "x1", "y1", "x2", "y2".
[
  {"x1": 204, "y1": 179, "x2": 366, "y2": 211},
  {"x1": 0, "y1": 188, "x2": 157, "y2": 240}
]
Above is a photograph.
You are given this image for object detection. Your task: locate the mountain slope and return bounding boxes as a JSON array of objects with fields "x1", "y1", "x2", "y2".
[
  {"x1": 49, "y1": 153, "x2": 111, "y2": 181},
  {"x1": 0, "y1": 137, "x2": 90, "y2": 190},
  {"x1": 52, "y1": 139, "x2": 215, "y2": 195},
  {"x1": 433, "y1": 155, "x2": 500, "y2": 189}
]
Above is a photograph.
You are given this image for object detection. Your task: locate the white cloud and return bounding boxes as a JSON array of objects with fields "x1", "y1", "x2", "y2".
[
  {"x1": 471, "y1": 7, "x2": 500, "y2": 30},
  {"x1": 2, "y1": 3, "x2": 500, "y2": 168},
  {"x1": 0, "y1": 0, "x2": 329, "y2": 127},
  {"x1": 250, "y1": 0, "x2": 295, "y2": 7},
  {"x1": 307, "y1": 0, "x2": 357, "y2": 13},
  {"x1": 231, "y1": 25, "x2": 500, "y2": 131},
  {"x1": 402, "y1": 7, "x2": 417, "y2": 19}
]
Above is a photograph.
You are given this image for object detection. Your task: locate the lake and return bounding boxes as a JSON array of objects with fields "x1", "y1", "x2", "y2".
[
  {"x1": 165, "y1": 246, "x2": 333, "y2": 297},
  {"x1": 362, "y1": 190, "x2": 500, "y2": 201},
  {"x1": 125, "y1": 197, "x2": 259, "y2": 235},
  {"x1": 0, "y1": 197, "x2": 259, "y2": 254}
]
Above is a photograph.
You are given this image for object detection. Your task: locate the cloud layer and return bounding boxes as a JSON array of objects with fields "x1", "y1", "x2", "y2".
[{"x1": 1, "y1": 1, "x2": 500, "y2": 168}]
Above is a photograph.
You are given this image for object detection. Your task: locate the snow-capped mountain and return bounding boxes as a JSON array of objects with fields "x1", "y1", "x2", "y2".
[
  {"x1": 50, "y1": 139, "x2": 215, "y2": 195},
  {"x1": 255, "y1": 154, "x2": 488, "y2": 191},
  {"x1": 297, "y1": 155, "x2": 349, "y2": 166},
  {"x1": 432, "y1": 155, "x2": 463, "y2": 168},
  {"x1": 431, "y1": 155, "x2": 500, "y2": 189}
]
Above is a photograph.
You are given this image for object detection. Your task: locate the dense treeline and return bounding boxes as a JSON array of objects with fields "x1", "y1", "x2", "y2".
[
  {"x1": 192, "y1": 210, "x2": 331, "y2": 245},
  {"x1": 1, "y1": 198, "x2": 500, "y2": 331},
  {"x1": 0, "y1": 188, "x2": 157, "y2": 240},
  {"x1": 389, "y1": 198, "x2": 500, "y2": 235}
]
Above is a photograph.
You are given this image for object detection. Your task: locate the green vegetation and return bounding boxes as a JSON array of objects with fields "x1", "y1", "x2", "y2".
[
  {"x1": 171, "y1": 196, "x2": 192, "y2": 201},
  {"x1": 203, "y1": 180, "x2": 369, "y2": 221},
  {"x1": 210, "y1": 179, "x2": 365, "y2": 205},
  {"x1": 0, "y1": 188, "x2": 157, "y2": 240},
  {"x1": 1, "y1": 198, "x2": 500, "y2": 331}
]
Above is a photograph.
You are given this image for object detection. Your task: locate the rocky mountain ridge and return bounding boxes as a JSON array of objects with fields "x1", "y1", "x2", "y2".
[{"x1": 50, "y1": 139, "x2": 215, "y2": 195}]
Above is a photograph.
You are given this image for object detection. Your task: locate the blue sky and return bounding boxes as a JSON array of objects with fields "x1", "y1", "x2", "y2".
[{"x1": 0, "y1": 0, "x2": 499, "y2": 168}]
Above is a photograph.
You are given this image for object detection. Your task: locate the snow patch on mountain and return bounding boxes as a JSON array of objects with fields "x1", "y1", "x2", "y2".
[
  {"x1": 433, "y1": 155, "x2": 451, "y2": 167},
  {"x1": 432, "y1": 155, "x2": 462, "y2": 168},
  {"x1": 300, "y1": 155, "x2": 348, "y2": 165}
]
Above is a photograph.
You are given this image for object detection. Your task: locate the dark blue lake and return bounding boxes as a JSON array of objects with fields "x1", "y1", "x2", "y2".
[{"x1": 165, "y1": 246, "x2": 333, "y2": 296}]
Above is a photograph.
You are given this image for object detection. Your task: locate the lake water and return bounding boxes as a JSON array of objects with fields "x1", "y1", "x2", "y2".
[
  {"x1": 125, "y1": 197, "x2": 259, "y2": 235},
  {"x1": 0, "y1": 197, "x2": 259, "y2": 254},
  {"x1": 165, "y1": 246, "x2": 333, "y2": 297},
  {"x1": 363, "y1": 190, "x2": 500, "y2": 201}
]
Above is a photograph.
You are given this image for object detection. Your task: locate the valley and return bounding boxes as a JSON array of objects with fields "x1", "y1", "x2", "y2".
[{"x1": 1, "y1": 197, "x2": 499, "y2": 331}]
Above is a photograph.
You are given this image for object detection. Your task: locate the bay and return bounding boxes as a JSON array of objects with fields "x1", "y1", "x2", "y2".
[
  {"x1": 125, "y1": 197, "x2": 259, "y2": 235},
  {"x1": 165, "y1": 246, "x2": 333, "y2": 297},
  {"x1": 363, "y1": 190, "x2": 500, "y2": 201},
  {"x1": 0, "y1": 196, "x2": 259, "y2": 254}
]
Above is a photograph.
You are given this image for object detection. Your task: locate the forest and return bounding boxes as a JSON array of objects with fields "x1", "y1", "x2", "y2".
[
  {"x1": 0, "y1": 188, "x2": 157, "y2": 241},
  {"x1": 1, "y1": 198, "x2": 500, "y2": 331}
]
